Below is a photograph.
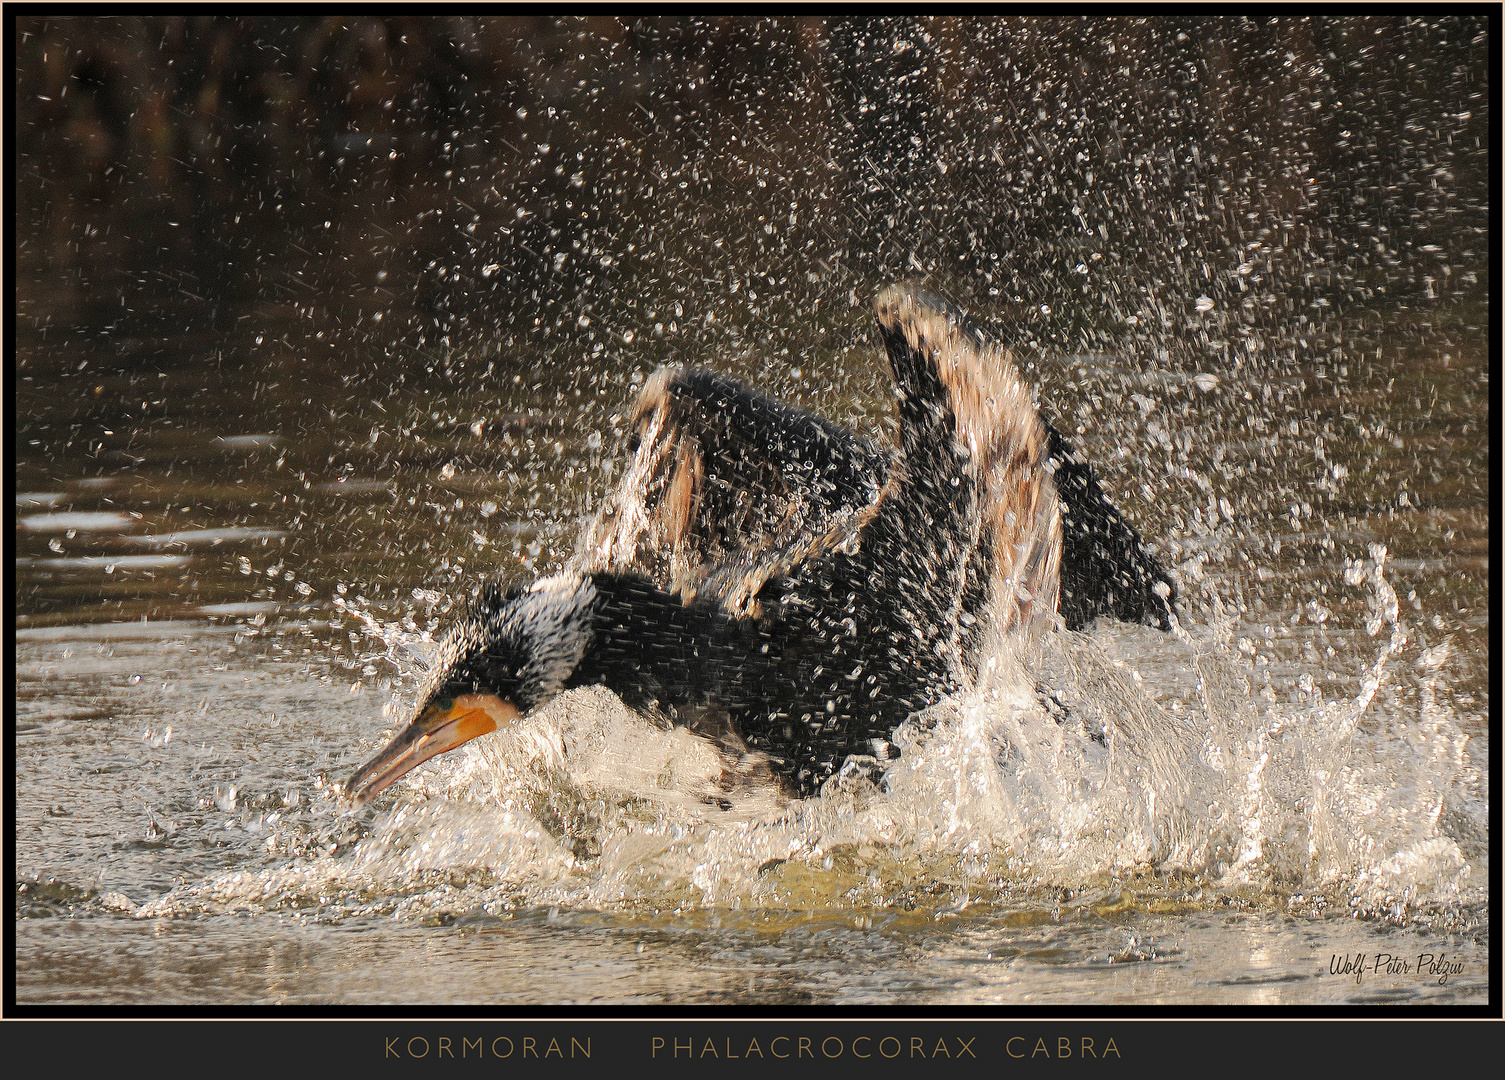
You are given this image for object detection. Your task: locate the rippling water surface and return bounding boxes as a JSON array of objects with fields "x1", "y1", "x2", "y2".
[
  {"x1": 14, "y1": 16, "x2": 1490, "y2": 1008},
  {"x1": 15, "y1": 314, "x2": 1490, "y2": 1007}
]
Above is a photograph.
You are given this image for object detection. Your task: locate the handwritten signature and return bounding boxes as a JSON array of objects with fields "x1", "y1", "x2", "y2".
[{"x1": 1329, "y1": 952, "x2": 1465, "y2": 985}]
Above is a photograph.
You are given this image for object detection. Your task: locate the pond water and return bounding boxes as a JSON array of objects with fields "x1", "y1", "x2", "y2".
[
  {"x1": 14, "y1": 312, "x2": 1490, "y2": 1008},
  {"x1": 13, "y1": 16, "x2": 1490, "y2": 1009}
]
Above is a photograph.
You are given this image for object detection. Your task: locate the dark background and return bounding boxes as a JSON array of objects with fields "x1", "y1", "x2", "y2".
[
  {"x1": 15, "y1": 15, "x2": 1489, "y2": 367},
  {"x1": 11, "y1": 15, "x2": 1492, "y2": 648}
]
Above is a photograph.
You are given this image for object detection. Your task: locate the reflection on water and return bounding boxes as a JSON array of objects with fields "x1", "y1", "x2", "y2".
[
  {"x1": 13, "y1": 16, "x2": 1489, "y2": 1006},
  {"x1": 14, "y1": 902, "x2": 1490, "y2": 1006}
]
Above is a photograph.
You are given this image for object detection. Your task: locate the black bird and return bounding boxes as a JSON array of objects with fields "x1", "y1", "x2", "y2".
[{"x1": 346, "y1": 286, "x2": 1175, "y2": 805}]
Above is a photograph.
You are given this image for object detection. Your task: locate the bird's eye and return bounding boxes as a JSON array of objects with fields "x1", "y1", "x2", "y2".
[{"x1": 434, "y1": 696, "x2": 454, "y2": 712}]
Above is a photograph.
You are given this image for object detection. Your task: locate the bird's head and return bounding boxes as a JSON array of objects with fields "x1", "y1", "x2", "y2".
[{"x1": 345, "y1": 572, "x2": 598, "y2": 806}]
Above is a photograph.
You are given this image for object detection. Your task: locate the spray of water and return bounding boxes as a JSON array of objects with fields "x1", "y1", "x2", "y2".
[{"x1": 137, "y1": 542, "x2": 1482, "y2": 926}]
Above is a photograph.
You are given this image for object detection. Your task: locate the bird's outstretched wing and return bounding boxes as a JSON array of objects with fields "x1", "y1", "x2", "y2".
[
  {"x1": 873, "y1": 286, "x2": 1176, "y2": 635},
  {"x1": 572, "y1": 366, "x2": 887, "y2": 614},
  {"x1": 1043, "y1": 420, "x2": 1177, "y2": 630},
  {"x1": 873, "y1": 284, "x2": 1063, "y2": 638},
  {"x1": 576, "y1": 288, "x2": 1174, "y2": 637}
]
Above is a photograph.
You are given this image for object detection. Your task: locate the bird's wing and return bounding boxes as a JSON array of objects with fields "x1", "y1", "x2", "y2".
[
  {"x1": 572, "y1": 366, "x2": 888, "y2": 614},
  {"x1": 873, "y1": 285, "x2": 1063, "y2": 636},
  {"x1": 1043, "y1": 420, "x2": 1178, "y2": 630}
]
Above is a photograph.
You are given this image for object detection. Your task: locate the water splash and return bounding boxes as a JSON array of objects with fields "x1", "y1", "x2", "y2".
[{"x1": 139, "y1": 547, "x2": 1483, "y2": 926}]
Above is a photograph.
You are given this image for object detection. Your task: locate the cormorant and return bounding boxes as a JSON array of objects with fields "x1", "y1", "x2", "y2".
[{"x1": 346, "y1": 286, "x2": 1175, "y2": 805}]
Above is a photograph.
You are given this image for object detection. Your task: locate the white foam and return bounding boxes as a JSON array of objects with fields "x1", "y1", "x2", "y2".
[{"x1": 141, "y1": 547, "x2": 1485, "y2": 923}]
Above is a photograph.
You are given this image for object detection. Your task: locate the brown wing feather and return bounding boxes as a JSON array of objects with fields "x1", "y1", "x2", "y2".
[
  {"x1": 874, "y1": 285, "x2": 1063, "y2": 637},
  {"x1": 578, "y1": 290, "x2": 1064, "y2": 640},
  {"x1": 572, "y1": 366, "x2": 887, "y2": 615}
]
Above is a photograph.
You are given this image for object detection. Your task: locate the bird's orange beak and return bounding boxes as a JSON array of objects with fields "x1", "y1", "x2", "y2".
[{"x1": 345, "y1": 694, "x2": 519, "y2": 807}]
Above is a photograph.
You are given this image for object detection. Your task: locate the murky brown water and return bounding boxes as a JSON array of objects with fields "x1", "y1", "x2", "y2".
[
  {"x1": 14, "y1": 305, "x2": 1490, "y2": 1007},
  {"x1": 13, "y1": 16, "x2": 1490, "y2": 1008}
]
